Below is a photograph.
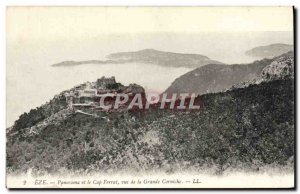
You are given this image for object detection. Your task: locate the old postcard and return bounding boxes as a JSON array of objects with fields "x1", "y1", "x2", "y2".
[{"x1": 6, "y1": 7, "x2": 294, "y2": 189}]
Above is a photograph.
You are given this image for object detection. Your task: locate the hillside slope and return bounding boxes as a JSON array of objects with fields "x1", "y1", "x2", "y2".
[
  {"x1": 7, "y1": 78, "x2": 294, "y2": 174},
  {"x1": 165, "y1": 52, "x2": 293, "y2": 95}
]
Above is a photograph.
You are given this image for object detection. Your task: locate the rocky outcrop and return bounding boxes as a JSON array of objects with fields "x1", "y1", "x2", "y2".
[
  {"x1": 231, "y1": 51, "x2": 294, "y2": 90},
  {"x1": 123, "y1": 84, "x2": 145, "y2": 94},
  {"x1": 261, "y1": 52, "x2": 294, "y2": 80}
]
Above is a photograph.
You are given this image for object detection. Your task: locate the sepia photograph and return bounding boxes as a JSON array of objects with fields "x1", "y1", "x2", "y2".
[{"x1": 6, "y1": 6, "x2": 295, "y2": 189}]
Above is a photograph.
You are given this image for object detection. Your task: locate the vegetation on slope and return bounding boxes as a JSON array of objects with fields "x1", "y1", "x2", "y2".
[{"x1": 7, "y1": 78, "x2": 294, "y2": 175}]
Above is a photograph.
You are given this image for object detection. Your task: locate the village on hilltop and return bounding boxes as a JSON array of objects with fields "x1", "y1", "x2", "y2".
[{"x1": 64, "y1": 76, "x2": 145, "y2": 110}]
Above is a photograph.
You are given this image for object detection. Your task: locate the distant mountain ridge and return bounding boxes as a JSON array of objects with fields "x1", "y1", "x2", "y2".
[
  {"x1": 245, "y1": 43, "x2": 293, "y2": 59},
  {"x1": 165, "y1": 51, "x2": 294, "y2": 95},
  {"x1": 52, "y1": 49, "x2": 222, "y2": 68},
  {"x1": 52, "y1": 60, "x2": 122, "y2": 67},
  {"x1": 106, "y1": 49, "x2": 222, "y2": 68}
]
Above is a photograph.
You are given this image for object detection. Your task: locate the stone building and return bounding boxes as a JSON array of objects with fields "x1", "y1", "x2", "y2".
[{"x1": 96, "y1": 76, "x2": 117, "y2": 89}]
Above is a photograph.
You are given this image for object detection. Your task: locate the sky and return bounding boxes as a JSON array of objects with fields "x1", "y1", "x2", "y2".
[
  {"x1": 7, "y1": 7, "x2": 293, "y2": 64},
  {"x1": 6, "y1": 7, "x2": 294, "y2": 126}
]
